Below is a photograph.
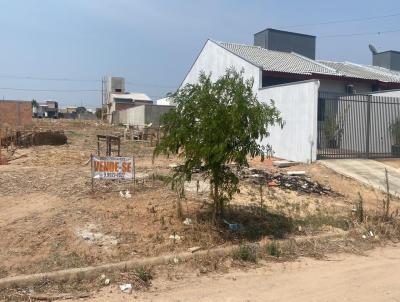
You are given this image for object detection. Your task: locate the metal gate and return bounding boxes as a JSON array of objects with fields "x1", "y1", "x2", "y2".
[{"x1": 317, "y1": 92, "x2": 400, "y2": 159}]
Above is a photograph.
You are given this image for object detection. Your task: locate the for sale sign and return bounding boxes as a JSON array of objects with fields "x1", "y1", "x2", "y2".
[{"x1": 91, "y1": 156, "x2": 134, "y2": 180}]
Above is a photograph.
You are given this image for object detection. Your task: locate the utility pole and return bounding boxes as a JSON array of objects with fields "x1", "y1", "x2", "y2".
[{"x1": 101, "y1": 76, "x2": 104, "y2": 121}]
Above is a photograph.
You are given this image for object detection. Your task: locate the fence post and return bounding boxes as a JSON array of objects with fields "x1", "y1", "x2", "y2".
[
  {"x1": 365, "y1": 95, "x2": 372, "y2": 158},
  {"x1": 90, "y1": 154, "x2": 94, "y2": 190}
]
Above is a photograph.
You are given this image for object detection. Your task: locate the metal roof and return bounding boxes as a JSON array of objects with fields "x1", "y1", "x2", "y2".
[
  {"x1": 215, "y1": 41, "x2": 400, "y2": 83},
  {"x1": 318, "y1": 61, "x2": 400, "y2": 83},
  {"x1": 111, "y1": 93, "x2": 152, "y2": 101},
  {"x1": 217, "y1": 42, "x2": 338, "y2": 76}
]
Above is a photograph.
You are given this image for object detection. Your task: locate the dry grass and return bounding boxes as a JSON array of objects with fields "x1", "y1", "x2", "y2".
[{"x1": 1, "y1": 119, "x2": 400, "y2": 299}]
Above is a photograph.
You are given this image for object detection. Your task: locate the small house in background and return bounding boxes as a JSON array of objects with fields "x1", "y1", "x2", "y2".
[
  {"x1": 113, "y1": 104, "x2": 174, "y2": 127},
  {"x1": 0, "y1": 100, "x2": 32, "y2": 127},
  {"x1": 66, "y1": 106, "x2": 77, "y2": 114},
  {"x1": 34, "y1": 100, "x2": 59, "y2": 118},
  {"x1": 105, "y1": 76, "x2": 152, "y2": 123},
  {"x1": 109, "y1": 92, "x2": 152, "y2": 123}
]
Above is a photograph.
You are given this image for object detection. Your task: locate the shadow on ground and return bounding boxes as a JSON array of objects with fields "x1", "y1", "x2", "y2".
[{"x1": 196, "y1": 204, "x2": 351, "y2": 242}]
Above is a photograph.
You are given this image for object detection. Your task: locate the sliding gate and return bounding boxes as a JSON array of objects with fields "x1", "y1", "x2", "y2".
[{"x1": 317, "y1": 92, "x2": 400, "y2": 159}]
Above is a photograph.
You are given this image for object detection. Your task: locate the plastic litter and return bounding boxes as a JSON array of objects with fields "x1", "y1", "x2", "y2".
[
  {"x1": 120, "y1": 283, "x2": 132, "y2": 293},
  {"x1": 183, "y1": 218, "x2": 192, "y2": 225},
  {"x1": 268, "y1": 181, "x2": 278, "y2": 187},
  {"x1": 169, "y1": 234, "x2": 182, "y2": 241},
  {"x1": 273, "y1": 160, "x2": 297, "y2": 168},
  {"x1": 223, "y1": 219, "x2": 242, "y2": 231},
  {"x1": 119, "y1": 190, "x2": 132, "y2": 199}
]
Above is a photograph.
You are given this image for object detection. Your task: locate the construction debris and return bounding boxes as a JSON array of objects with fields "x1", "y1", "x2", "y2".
[
  {"x1": 287, "y1": 171, "x2": 306, "y2": 176},
  {"x1": 32, "y1": 131, "x2": 67, "y2": 146},
  {"x1": 273, "y1": 160, "x2": 298, "y2": 168},
  {"x1": 245, "y1": 168, "x2": 334, "y2": 195},
  {"x1": 0, "y1": 130, "x2": 67, "y2": 148},
  {"x1": 188, "y1": 246, "x2": 202, "y2": 253}
]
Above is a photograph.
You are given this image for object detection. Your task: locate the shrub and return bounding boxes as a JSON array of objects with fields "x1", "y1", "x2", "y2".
[
  {"x1": 266, "y1": 241, "x2": 281, "y2": 257},
  {"x1": 135, "y1": 266, "x2": 153, "y2": 283},
  {"x1": 232, "y1": 245, "x2": 257, "y2": 262}
]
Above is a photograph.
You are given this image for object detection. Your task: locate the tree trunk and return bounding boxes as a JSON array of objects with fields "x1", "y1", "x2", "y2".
[
  {"x1": 209, "y1": 180, "x2": 214, "y2": 200},
  {"x1": 213, "y1": 183, "x2": 219, "y2": 222}
]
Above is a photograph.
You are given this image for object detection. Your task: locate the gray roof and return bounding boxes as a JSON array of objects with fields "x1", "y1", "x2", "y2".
[
  {"x1": 218, "y1": 42, "x2": 337, "y2": 76},
  {"x1": 318, "y1": 61, "x2": 400, "y2": 83},
  {"x1": 216, "y1": 41, "x2": 400, "y2": 83}
]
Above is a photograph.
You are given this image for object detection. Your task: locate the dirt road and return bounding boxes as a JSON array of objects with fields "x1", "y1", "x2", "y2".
[{"x1": 74, "y1": 244, "x2": 400, "y2": 302}]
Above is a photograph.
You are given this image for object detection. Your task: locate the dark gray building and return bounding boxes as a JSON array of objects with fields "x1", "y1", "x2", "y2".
[
  {"x1": 373, "y1": 51, "x2": 400, "y2": 71},
  {"x1": 254, "y1": 28, "x2": 316, "y2": 59}
]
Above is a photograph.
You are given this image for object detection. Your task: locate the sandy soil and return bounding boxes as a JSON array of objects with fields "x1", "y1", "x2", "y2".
[{"x1": 72, "y1": 243, "x2": 400, "y2": 302}]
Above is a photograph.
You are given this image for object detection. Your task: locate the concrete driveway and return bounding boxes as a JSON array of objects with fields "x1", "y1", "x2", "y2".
[{"x1": 320, "y1": 159, "x2": 400, "y2": 197}]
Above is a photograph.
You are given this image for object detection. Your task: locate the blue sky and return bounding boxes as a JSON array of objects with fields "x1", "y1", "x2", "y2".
[{"x1": 0, "y1": 0, "x2": 399, "y2": 107}]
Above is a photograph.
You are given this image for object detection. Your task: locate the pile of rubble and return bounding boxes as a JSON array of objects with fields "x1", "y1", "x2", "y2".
[
  {"x1": 0, "y1": 130, "x2": 67, "y2": 148},
  {"x1": 245, "y1": 168, "x2": 334, "y2": 195}
]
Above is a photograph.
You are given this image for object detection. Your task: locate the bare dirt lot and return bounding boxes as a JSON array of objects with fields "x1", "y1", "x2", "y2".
[{"x1": 1, "y1": 120, "x2": 399, "y2": 300}]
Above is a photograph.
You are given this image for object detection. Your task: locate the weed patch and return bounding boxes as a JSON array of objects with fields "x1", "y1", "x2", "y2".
[
  {"x1": 232, "y1": 245, "x2": 257, "y2": 262},
  {"x1": 297, "y1": 214, "x2": 352, "y2": 231},
  {"x1": 135, "y1": 266, "x2": 153, "y2": 283},
  {"x1": 266, "y1": 241, "x2": 281, "y2": 257}
]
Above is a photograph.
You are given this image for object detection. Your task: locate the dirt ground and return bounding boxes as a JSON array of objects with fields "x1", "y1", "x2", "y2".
[
  {"x1": 74, "y1": 243, "x2": 400, "y2": 302},
  {"x1": 377, "y1": 158, "x2": 400, "y2": 169},
  {"x1": 0, "y1": 119, "x2": 398, "y2": 280}
]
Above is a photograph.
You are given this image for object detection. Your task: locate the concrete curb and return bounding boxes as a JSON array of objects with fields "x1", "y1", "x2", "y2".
[{"x1": 0, "y1": 233, "x2": 344, "y2": 290}]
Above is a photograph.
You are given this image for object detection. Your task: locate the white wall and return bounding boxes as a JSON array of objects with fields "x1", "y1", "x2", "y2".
[
  {"x1": 121, "y1": 106, "x2": 146, "y2": 125},
  {"x1": 258, "y1": 80, "x2": 320, "y2": 163},
  {"x1": 370, "y1": 89, "x2": 400, "y2": 98},
  {"x1": 156, "y1": 97, "x2": 175, "y2": 106},
  {"x1": 116, "y1": 105, "x2": 174, "y2": 126},
  {"x1": 182, "y1": 40, "x2": 261, "y2": 94},
  {"x1": 181, "y1": 40, "x2": 319, "y2": 162}
]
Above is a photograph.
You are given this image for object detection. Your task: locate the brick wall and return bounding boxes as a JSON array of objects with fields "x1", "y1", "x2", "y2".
[{"x1": 0, "y1": 101, "x2": 33, "y2": 127}]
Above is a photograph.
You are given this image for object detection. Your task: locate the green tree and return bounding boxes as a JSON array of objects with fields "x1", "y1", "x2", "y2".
[
  {"x1": 95, "y1": 108, "x2": 102, "y2": 120},
  {"x1": 154, "y1": 68, "x2": 282, "y2": 221},
  {"x1": 31, "y1": 99, "x2": 38, "y2": 109}
]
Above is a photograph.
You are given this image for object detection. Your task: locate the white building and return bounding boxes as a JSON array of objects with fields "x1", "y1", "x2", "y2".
[
  {"x1": 155, "y1": 97, "x2": 174, "y2": 106},
  {"x1": 179, "y1": 28, "x2": 400, "y2": 162},
  {"x1": 105, "y1": 77, "x2": 152, "y2": 123}
]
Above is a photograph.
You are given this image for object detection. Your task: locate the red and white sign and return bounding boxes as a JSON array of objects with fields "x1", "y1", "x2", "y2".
[{"x1": 91, "y1": 156, "x2": 133, "y2": 180}]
